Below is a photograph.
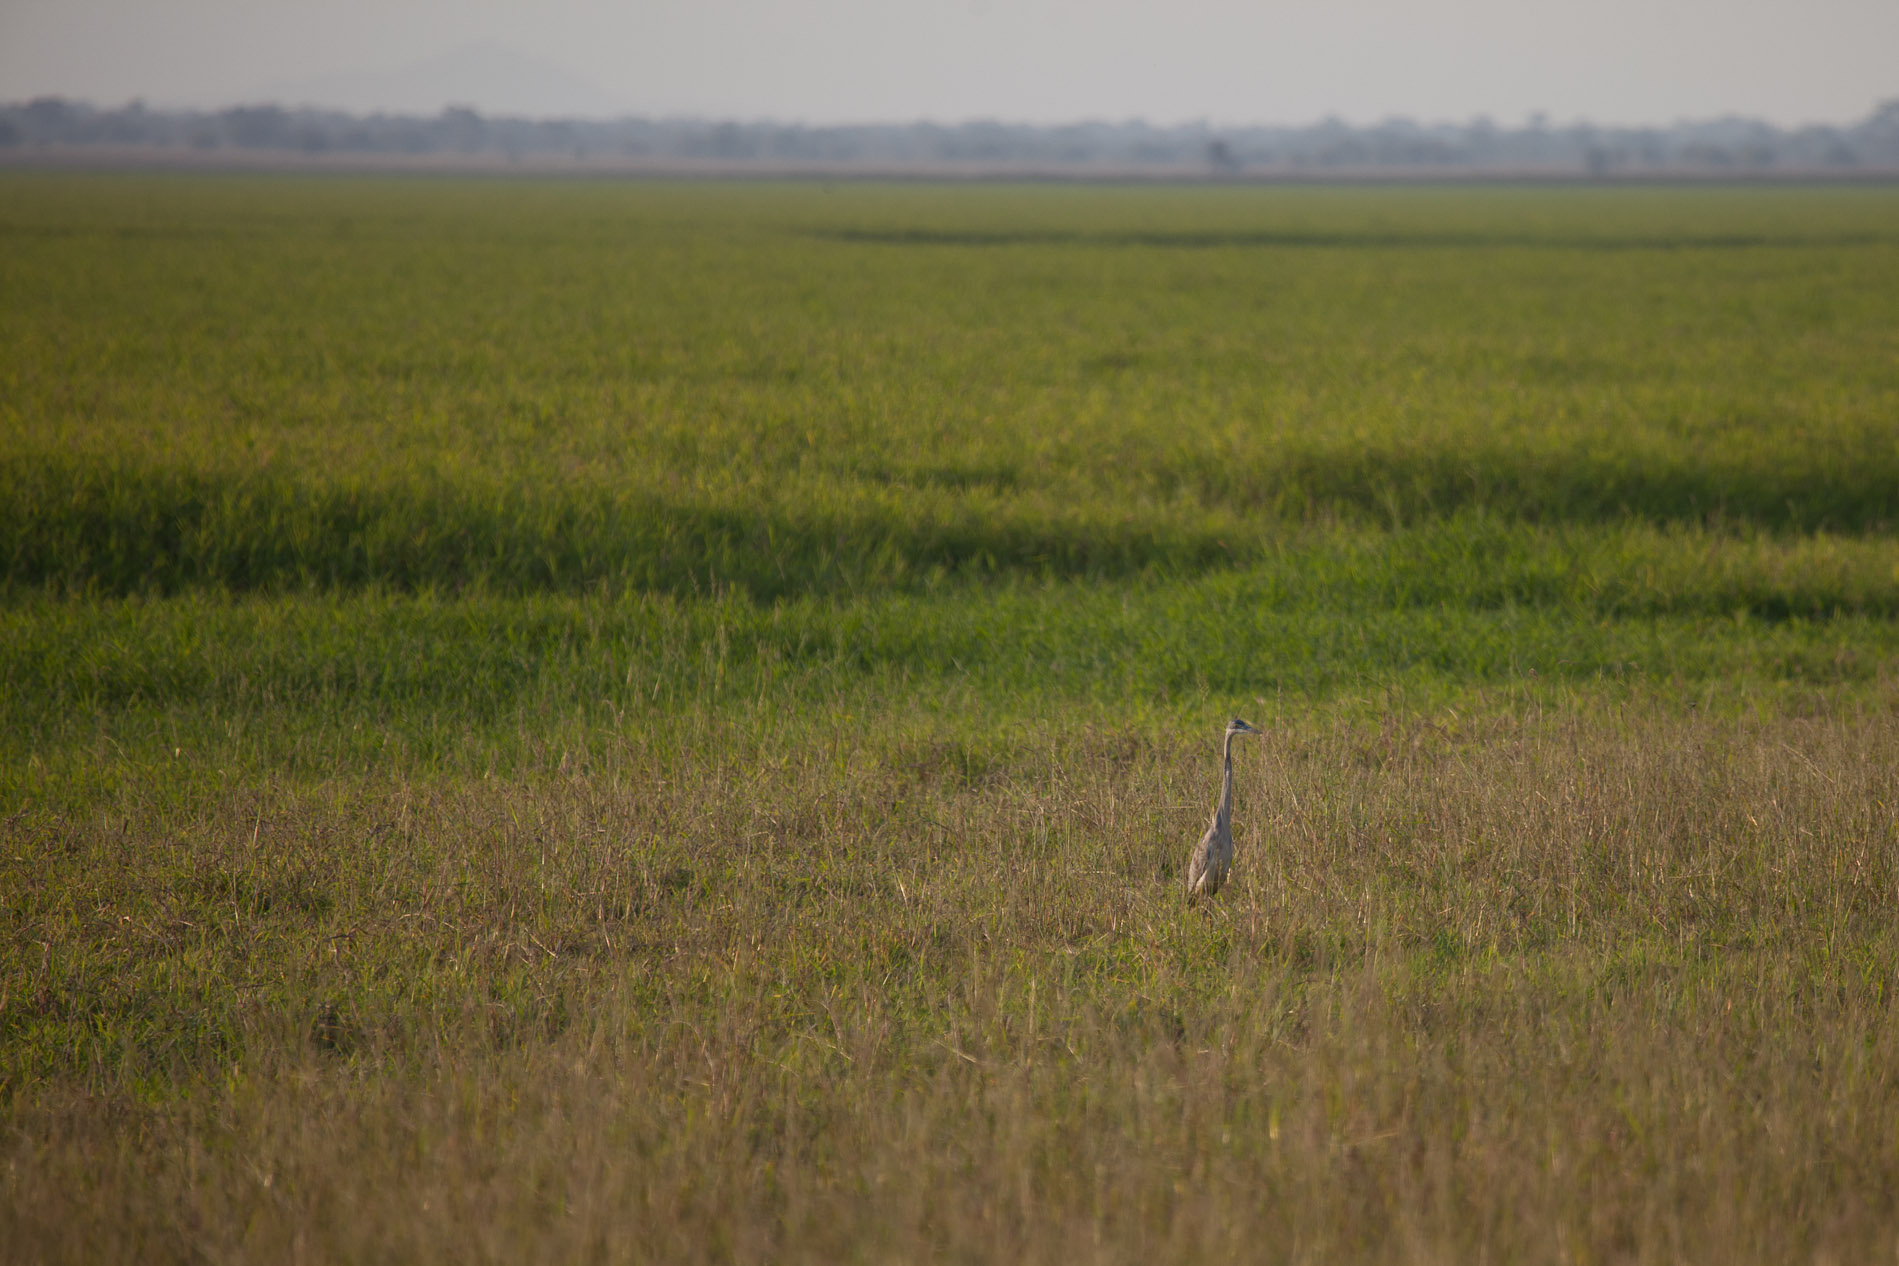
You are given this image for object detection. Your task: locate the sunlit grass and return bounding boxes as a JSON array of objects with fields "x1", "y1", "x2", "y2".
[
  {"x1": 4, "y1": 177, "x2": 1897, "y2": 598},
  {"x1": 4, "y1": 174, "x2": 1899, "y2": 1262}
]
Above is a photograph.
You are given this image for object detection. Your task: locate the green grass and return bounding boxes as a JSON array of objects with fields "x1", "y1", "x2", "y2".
[
  {"x1": 6, "y1": 535, "x2": 1899, "y2": 806},
  {"x1": 4, "y1": 174, "x2": 1899, "y2": 1262},
  {"x1": 4, "y1": 178, "x2": 1897, "y2": 597}
]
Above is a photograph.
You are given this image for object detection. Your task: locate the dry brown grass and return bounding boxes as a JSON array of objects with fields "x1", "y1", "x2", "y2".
[{"x1": 4, "y1": 703, "x2": 1897, "y2": 1263}]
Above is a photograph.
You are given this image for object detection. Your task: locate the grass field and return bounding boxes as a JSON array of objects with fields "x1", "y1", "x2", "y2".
[{"x1": 3, "y1": 173, "x2": 1899, "y2": 1263}]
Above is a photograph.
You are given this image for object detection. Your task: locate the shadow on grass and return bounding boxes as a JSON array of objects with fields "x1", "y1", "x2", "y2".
[
  {"x1": 815, "y1": 227, "x2": 1894, "y2": 251},
  {"x1": 5, "y1": 440, "x2": 1897, "y2": 599}
]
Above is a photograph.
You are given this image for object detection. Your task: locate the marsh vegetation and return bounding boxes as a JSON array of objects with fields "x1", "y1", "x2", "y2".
[{"x1": 3, "y1": 175, "x2": 1897, "y2": 1262}]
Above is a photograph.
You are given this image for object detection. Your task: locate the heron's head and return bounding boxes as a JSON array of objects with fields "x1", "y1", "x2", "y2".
[{"x1": 1227, "y1": 717, "x2": 1262, "y2": 737}]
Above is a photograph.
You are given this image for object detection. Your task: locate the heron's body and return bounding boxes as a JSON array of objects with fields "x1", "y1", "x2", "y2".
[{"x1": 1186, "y1": 718, "x2": 1259, "y2": 903}]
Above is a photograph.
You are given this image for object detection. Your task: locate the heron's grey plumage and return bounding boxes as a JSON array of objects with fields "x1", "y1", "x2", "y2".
[{"x1": 1186, "y1": 717, "x2": 1260, "y2": 903}]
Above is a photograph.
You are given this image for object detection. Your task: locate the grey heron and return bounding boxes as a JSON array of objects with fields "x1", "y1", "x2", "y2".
[{"x1": 1185, "y1": 717, "x2": 1262, "y2": 904}]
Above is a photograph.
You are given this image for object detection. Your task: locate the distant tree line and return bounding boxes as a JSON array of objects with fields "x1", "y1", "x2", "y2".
[{"x1": 4, "y1": 96, "x2": 1897, "y2": 173}]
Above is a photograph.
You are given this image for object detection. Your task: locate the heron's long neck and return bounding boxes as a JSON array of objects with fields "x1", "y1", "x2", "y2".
[{"x1": 1217, "y1": 731, "x2": 1235, "y2": 829}]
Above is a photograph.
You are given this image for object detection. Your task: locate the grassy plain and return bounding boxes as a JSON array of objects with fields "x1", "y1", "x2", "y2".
[{"x1": 3, "y1": 174, "x2": 1899, "y2": 1262}]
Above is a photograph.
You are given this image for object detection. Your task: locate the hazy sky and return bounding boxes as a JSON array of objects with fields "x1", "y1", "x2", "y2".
[{"x1": 3, "y1": 0, "x2": 1895, "y2": 126}]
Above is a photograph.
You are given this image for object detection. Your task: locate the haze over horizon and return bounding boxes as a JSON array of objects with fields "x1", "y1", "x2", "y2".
[{"x1": 2, "y1": 0, "x2": 1895, "y2": 128}]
